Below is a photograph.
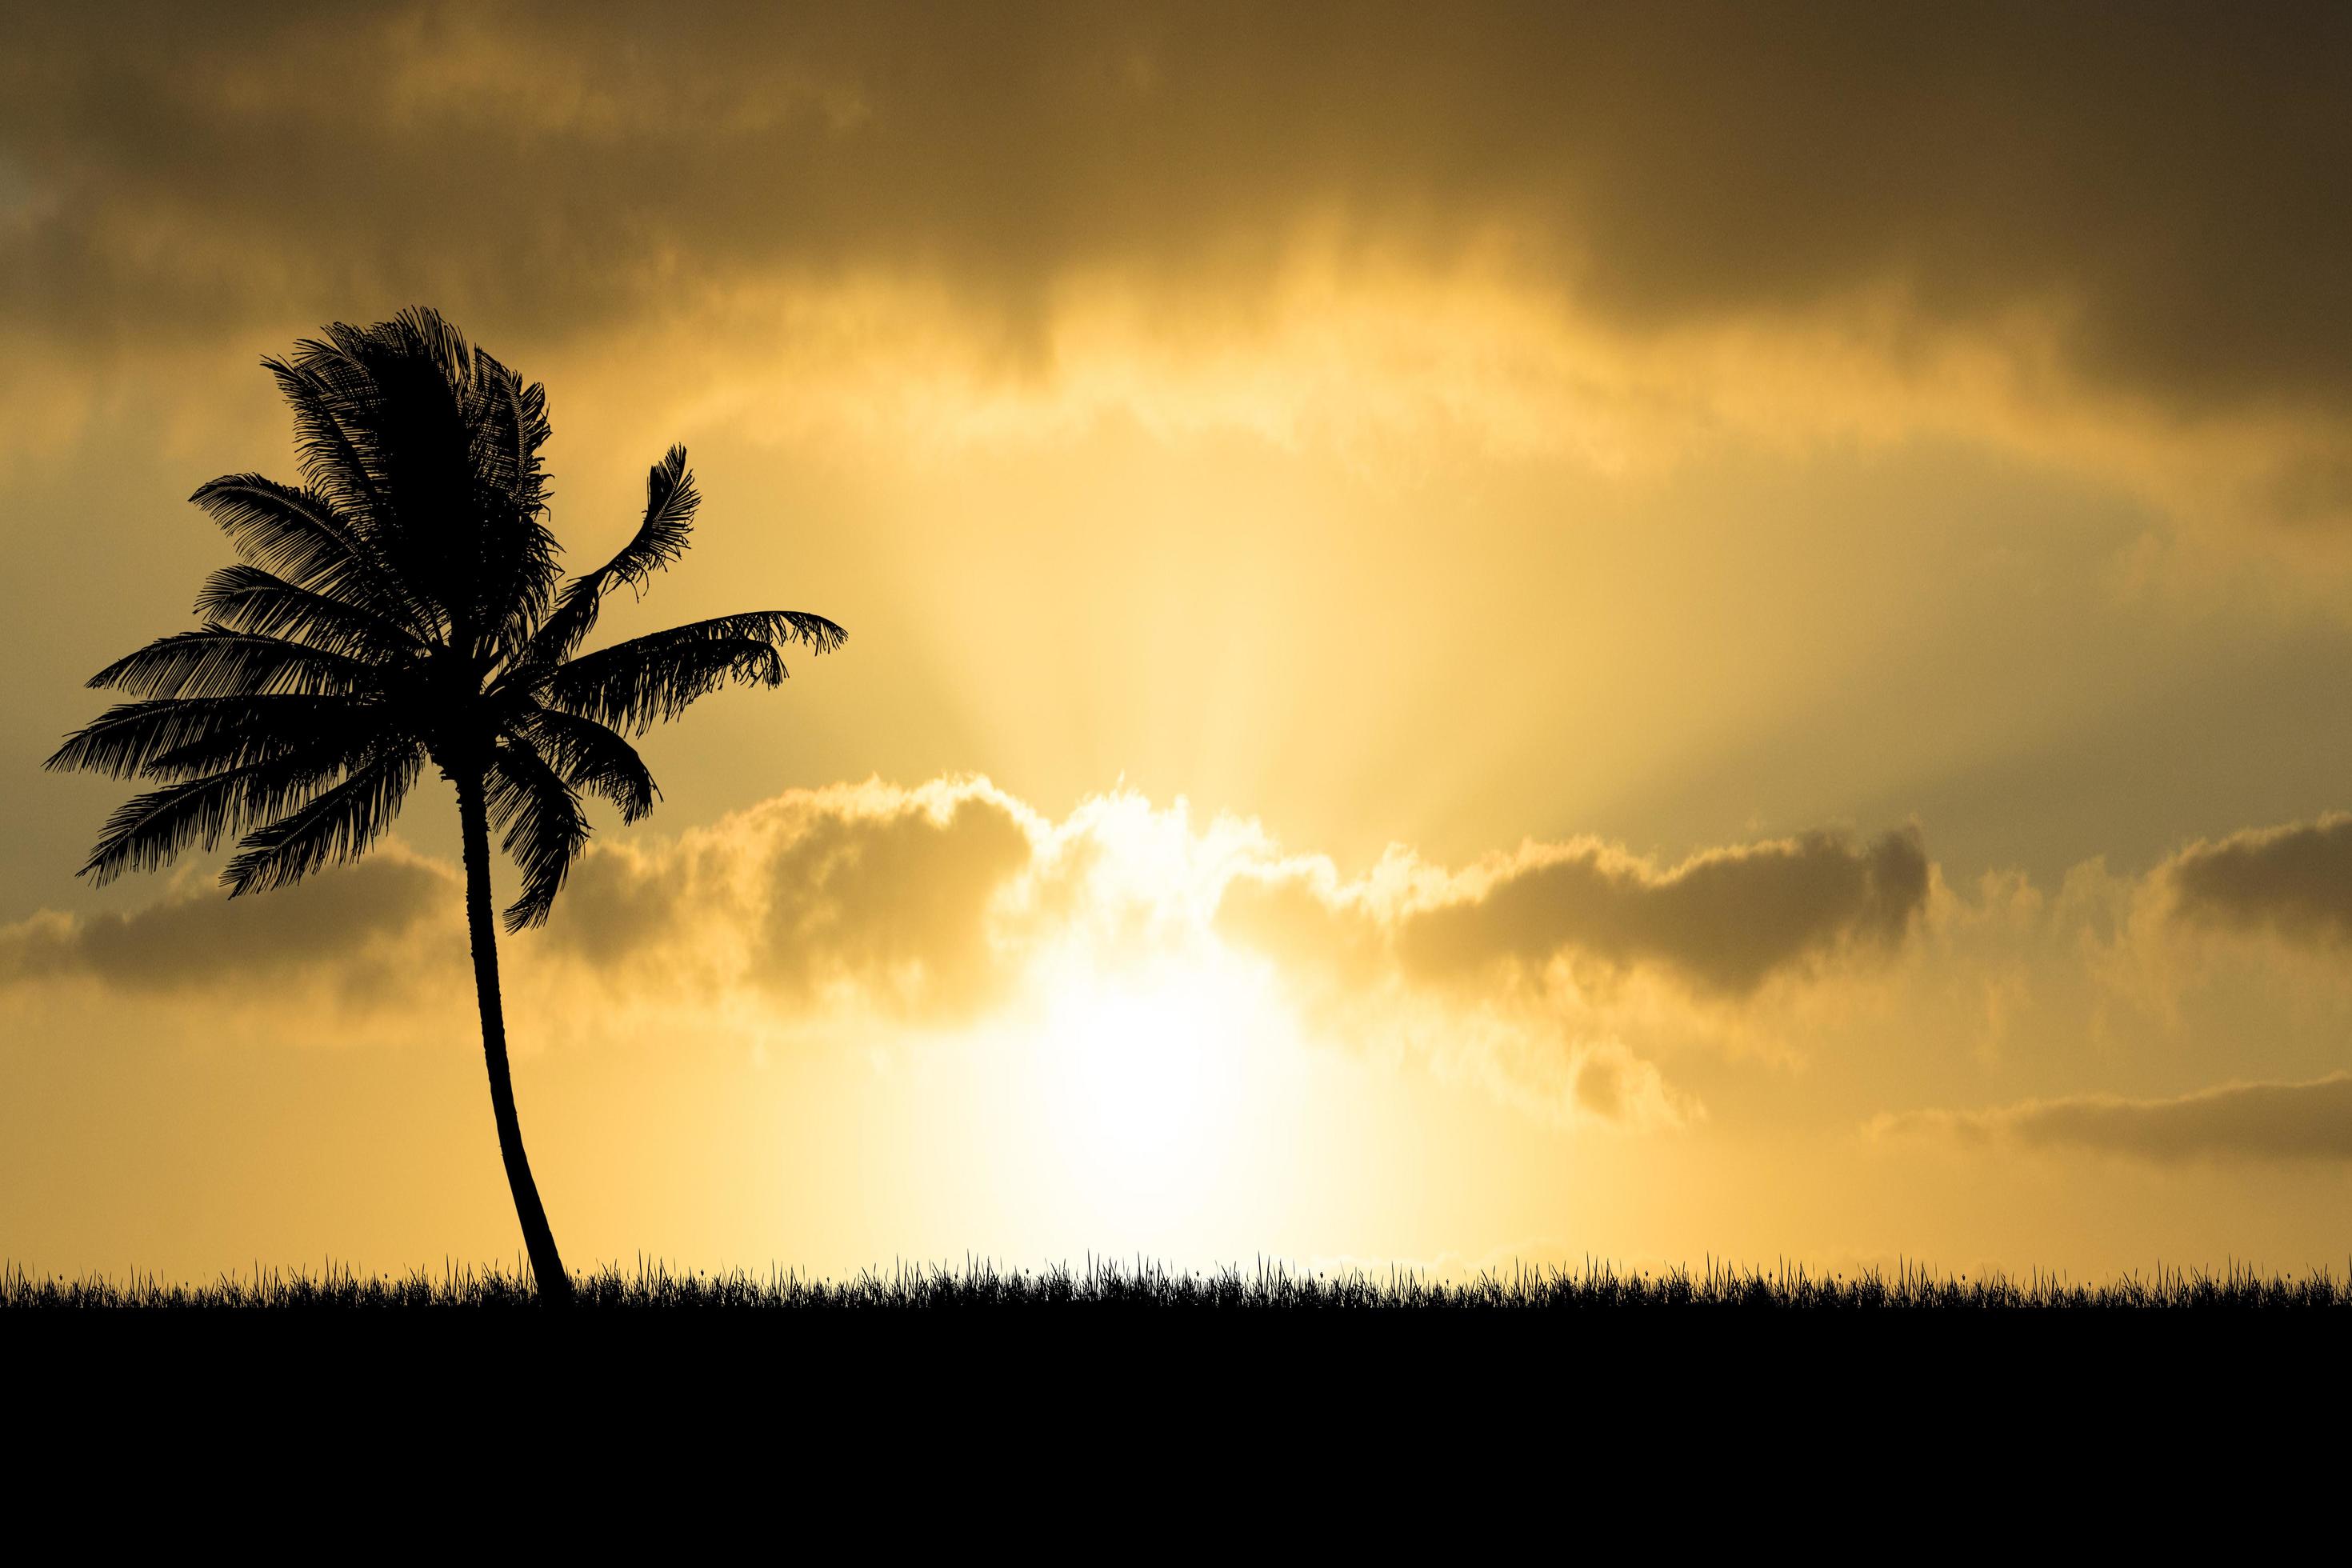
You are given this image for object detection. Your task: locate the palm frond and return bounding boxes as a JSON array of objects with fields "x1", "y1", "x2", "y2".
[
  {"x1": 511, "y1": 706, "x2": 658, "y2": 822},
  {"x1": 263, "y1": 356, "x2": 393, "y2": 542},
  {"x1": 271, "y1": 338, "x2": 472, "y2": 638},
  {"x1": 541, "y1": 611, "x2": 846, "y2": 735},
  {"x1": 194, "y1": 565, "x2": 422, "y2": 660},
  {"x1": 483, "y1": 358, "x2": 553, "y2": 519},
  {"x1": 86, "y1": 626, "x2": 376, "y2": 701},
  {"x1": 221, "y1": 743, "x2": 425, "y2": 897},
  {"x1": 466, "y1": 350, "x2": 559, "y2": 661},
  {"x1": 77, "y1": 734, "x2": 374, "y2": 885},
  {"x1": 358, "y1": 307, "x2": 474, "y2": 389},
  {"x1": 485, "y1": 739, "x2": 589, "y2": 931},
  {"x1": 142, "y1": 702, "x2": 394, "y2": 782},
  {"x1": 188, "y1": 474, "x2": 418, "y2": 629},
  {"x1": 44, "y1": 694, "x2": 353, "y2": 779},
  {"x1": 282, "y1": 309, "x2": 562, "y2": 658},
  {"x1": 525, "y1": 446, "x2": 698, "y2": 668},
  {"x1": 80, "y1": 773, "x2": 257, "y2": 884}
]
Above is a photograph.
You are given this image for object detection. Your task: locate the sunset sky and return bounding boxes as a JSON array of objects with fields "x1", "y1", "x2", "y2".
[{"x1": 7, "y1": 2, "x2": 2352, "y2": 1282}]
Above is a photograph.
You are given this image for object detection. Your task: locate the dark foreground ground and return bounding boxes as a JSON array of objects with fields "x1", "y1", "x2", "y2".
[
  {"x1": 14, "y1": 1253, "x2": 2348, "y2": 1311},
  {"x1": 9, "y1": 1258, "x2": 2340, "y2": 1532}
]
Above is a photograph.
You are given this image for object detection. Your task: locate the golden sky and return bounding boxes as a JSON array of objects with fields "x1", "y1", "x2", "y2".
[{"x1": 6, "y1": 2, "x2": 2352, "y2": 1280}]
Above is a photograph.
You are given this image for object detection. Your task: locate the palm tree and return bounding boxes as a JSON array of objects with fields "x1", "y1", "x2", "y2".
[{"x1": 44, "y1": 308, "x2": 844, "y2": 1306}]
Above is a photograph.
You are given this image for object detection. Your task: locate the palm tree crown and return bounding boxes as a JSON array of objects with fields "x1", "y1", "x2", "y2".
[
  {"x1": 47, "y1": 307, "x2": 843, "y2": 926},
  {"x1": 47, "y1": 307, "x2": 842, "y2": 1302}
]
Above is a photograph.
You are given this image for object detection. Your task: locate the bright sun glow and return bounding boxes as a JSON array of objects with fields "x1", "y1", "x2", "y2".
[{"x1": 1018, "y1": 940, "x2": 1305, "y2": 1244}]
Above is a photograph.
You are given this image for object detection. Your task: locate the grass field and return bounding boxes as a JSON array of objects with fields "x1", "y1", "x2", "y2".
[
  {"x1": 10, "y1": 1252, "x2": 2335, "y2": 1485},
  {"x1": 8, "y1": 1254, "x2": 2349, "y2": 1311}
]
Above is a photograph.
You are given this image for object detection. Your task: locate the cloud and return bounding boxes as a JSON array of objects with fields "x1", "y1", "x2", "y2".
[
  {"x1": 2164, "y1": 814, "x2": 2352, "y2": 949},
  {"x1": 1567, "y1": 1038, "x2": 1688, "y2": 1126},
  {"x1": 0, "y1": 849, "x2": 457, "y2": 1000},
  {"x1": 1212, "y1": 870, "x2": 1394, "y2": 993},
  {"x1": 1876, "y1": 1074, "x2": 2352, "y2": 1166},
  {"x1": 1399, "y1": 827, "x2": 1929, "y2": 997},
  {"x1": 1208, "y1": 824, "x2": 1930, "y2": 1129},
  {"x1": 6, "y1": 2, "x2": 2350, "y2": 513},
  {"x1": 0, "y1": 778, "x2": 1054, "y2": 1026},
  {"x1": 750, "y1": 786, "x2": 1037, "y2": 1017},
  {"x1": 0, "y1": 779, "x2": 1053, "y2": 1042},
  {"x1": 540, "y1": 777, "x2": 1043, "y2": 1023},
  {"x1": 1222, "y1": 826, "x2": 1928, "y2": 1001},
  {"x1": 533, "y1": 840, "x2": 683, "y2": 971}
]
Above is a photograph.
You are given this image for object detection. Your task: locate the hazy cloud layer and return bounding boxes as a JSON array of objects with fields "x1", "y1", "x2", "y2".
[
  {"x1": 0, "y1": 775, "x2": 1940, "y2": 1126},
  {"x1": 6, "y1": 2, "x2": 2349, "y2": 461},
  {"x1": 1878, "y1": 1075, "x2": 2352, "y2": 1166},
  {"x1": 18, "y1": 778, "x2": 2352, "y2": 1142}
]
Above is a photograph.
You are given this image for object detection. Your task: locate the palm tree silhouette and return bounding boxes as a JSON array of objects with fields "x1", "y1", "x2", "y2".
[{"x1": 45, "y1": 308, "x2": 844, "y2": 1306}]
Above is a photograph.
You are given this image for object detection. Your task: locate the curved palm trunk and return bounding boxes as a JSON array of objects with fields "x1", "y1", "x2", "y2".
[{"x1": 455, "y1": 772, "x2": 574, "y2": 1306}]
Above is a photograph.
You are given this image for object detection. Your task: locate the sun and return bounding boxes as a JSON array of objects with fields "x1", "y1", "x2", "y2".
[
  {"x1": 1021, "y1": 940, "x2": 1303, "y2": 1242},
  {"x1": 1047, "y1": 972, "x2": 1228, "y2": 1172}
]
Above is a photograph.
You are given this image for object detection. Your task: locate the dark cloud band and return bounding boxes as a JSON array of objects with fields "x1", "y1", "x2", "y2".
[{"x1": 5, "y1": 2, "x2": 2348, "y2": 426}]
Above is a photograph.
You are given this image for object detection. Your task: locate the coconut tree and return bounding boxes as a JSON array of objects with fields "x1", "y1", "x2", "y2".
[{"x1": 44, "y1": 308, "x2": 844, "y2": 1306}]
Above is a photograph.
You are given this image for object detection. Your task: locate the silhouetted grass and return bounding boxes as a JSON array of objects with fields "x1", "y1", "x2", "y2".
[{"x1": 7, "y1": 1254, "x2": 2349, "y2": 1311}]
